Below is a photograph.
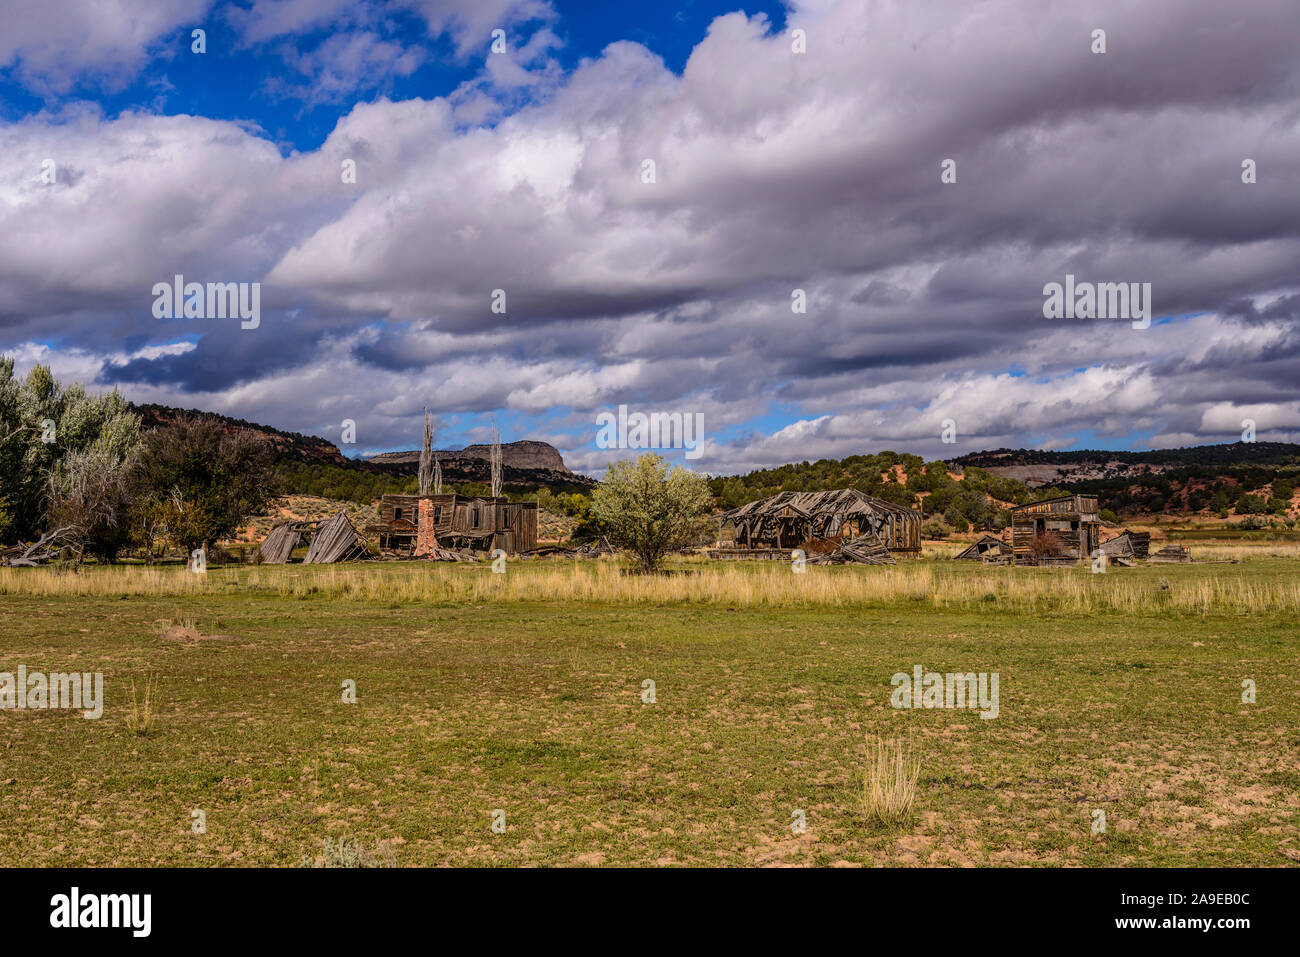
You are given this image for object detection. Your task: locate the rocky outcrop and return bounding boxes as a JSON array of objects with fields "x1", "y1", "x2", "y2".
[
  {"x1": 367, "y1": 440, "x2": 571, "y2": 473},
  {"x1": 365, "y1": 442, "x2": 591, "y2": 489}
]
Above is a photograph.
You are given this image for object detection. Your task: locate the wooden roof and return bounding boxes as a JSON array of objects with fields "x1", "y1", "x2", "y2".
[
  {"x1": 954, "y1": 534, "x2": 1011, "y2": 560},
  {"x1": 723, "y1": 488, "x2": 917, "y2": 522}
]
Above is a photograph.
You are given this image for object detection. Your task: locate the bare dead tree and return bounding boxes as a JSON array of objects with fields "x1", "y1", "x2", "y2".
[
  {"x1": 489, "y1": 419, "x2": 503, "y2": 499},
  {"x1": 433, "y1": 450, "x2": 443, "y2": 495},
  {"x1": 417, "y1": 407, "x2": 433, "y2": 497},
  {"x1": 46, "y1": 444, "x2": 136, "y2": 562}
]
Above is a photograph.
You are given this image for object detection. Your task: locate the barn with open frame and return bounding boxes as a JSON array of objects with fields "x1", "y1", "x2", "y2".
[{"x1": 714, "y1": 488, "x2": 921, "y2": 562}]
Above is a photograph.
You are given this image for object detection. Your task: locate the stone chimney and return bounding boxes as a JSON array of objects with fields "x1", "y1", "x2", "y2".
[{"x1": 415, "y1": 497, "x2": 438, "y2": 557}]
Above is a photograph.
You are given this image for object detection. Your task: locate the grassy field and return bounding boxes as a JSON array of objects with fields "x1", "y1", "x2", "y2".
[{"x1": 1, "y1": 558, "x2": 1298, "y2": 867}]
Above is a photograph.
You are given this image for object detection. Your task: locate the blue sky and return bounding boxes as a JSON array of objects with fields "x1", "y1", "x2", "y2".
[
  {"x1": 1, "y1": 0, "x2": 1298, "y2": 473},
  {"x1": 0, "y1": 1, "x2": 787, "y2": 154}
]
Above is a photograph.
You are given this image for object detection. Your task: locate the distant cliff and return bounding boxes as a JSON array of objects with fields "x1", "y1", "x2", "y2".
[
  {"x1": 366, "y1": 440, "x2": 571, "y2": 473},
  {"x1": 365, "y1": 441, "x2": 590, "y2": 489}
]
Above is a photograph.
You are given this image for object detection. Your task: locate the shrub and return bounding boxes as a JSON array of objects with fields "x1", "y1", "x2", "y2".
[
  {"x1": 860, "y1": 739, "x2": 920, "y2": 826},
  {"x1": 124, "y1": 674, "x2": 159, "y2": 737},
  {"x1": 1028, "y1": 531, "x2": 1068, "y2": 560},
  {"x1": 921, "y1": 519, "x2": 949, "y2": 540}
]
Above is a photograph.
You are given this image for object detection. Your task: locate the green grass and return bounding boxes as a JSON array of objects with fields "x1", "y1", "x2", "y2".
[{"x1": 1, "y1": 561, "x2": 1298, "y2": 867}]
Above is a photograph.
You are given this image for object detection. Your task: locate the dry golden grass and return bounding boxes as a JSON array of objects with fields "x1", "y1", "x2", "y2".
[
  {"x1": 124, "y1": 673, "x2": 159, "y2": 737},
  {"x1": 1181, "y1": 542, "x2": 1300, "y2": 561},
  {"x1": 2, "y1": 553, "x2": 1298, "y2": 616},
  {"x1": 860, "y1": 739, "x2": 920, "y2": 827}
]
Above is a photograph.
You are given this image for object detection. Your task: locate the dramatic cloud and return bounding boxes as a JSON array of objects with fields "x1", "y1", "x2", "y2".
[
  {"x1": 3, "y1": 0, "x2": 1299, "y2": 473},
  {"x1": 0, "y1": 0, "x2": 211, "y2": 93}
]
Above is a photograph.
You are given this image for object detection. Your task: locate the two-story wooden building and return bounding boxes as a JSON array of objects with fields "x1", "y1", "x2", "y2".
[{"x1": 369, "y1": 494, "x2": 538, "y2": 556}]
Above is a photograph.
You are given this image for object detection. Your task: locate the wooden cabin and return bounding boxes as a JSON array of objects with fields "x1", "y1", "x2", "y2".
[
  {"x1": 1010, "y1": 494, "x2": 1100, "y2": 566},
  {"x1": 716, "y1": 488, "x2": 921, "y2": 561},
  {"x1": 369, "y1": 494, "x2": 538, "y2": 555}
]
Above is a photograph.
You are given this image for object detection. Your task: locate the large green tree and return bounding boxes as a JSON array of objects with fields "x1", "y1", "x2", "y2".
[
  {"x1": 131, "y1": 415, "x2": 279, "y2": 552},
  {"x1": 1, "y1": 357, "x2": 140, "y2": 546},
  {"x1": 591, "y1": 453, "x2": 713, "y2": 572}
]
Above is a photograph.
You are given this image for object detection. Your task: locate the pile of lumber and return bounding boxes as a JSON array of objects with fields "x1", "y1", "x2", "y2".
[
  {"x1": 809, "y1": 532, "x2": 895, "y2": 565},
  {"x1": 423, "y1": 546, "x2": 477, "y2": 562},
  {"x1": 1148, "y1": 544, "x2": 1191, "y2": 563},
  {"x1": 303, "y1": 512, "x2": 369, "y2": 563},
  {"x1": 525, "y1": 543, "x2": 612, "y2": 559}
]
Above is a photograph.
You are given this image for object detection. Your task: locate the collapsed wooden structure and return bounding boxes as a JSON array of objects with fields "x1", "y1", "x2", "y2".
[
  {"x1": 954, "y1": 534, "x2": 1013, "y2": 563},
  {"x1": 367, "y1": 494, "x2": 538, "y2": 557},
  {"x1": 1099, "y1": 529, "x2": 1150, "y2": 560},
  {"x1": 715, "y1": 489, "x2": 921, "y2": 563},
  {"x1": 1010, "y1": 494, "x2": 1101, "y2": 566},
  {"x1": 951, "y1": 524, "x2": 1173, "y2": 568},
  {"x1": 304, "y1": 512, "x2": 370, "y2": 563},
  {"x1": 257, "y1": 512, "x2": 368, "y2": 564}
]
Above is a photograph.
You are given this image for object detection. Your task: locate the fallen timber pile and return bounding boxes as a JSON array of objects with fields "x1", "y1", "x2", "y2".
[
  {"x1": 953, "y1": 534, "x2": 1013, "y2": 563},
  {"x1": 0, "y1": 527, "x2": 78, "y2": 567},
  {"x1": 414, "y1": 547, "x2": 477, "y2": 562},
  {"x1": 807, "y1": 532, "x2": 895, "y2": 565},
  {"x1": 525, "y1": 543, "x2": 610, "y2": 559}
]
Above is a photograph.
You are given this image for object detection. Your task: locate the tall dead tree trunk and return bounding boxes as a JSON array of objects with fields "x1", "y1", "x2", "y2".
[
  {"x1": 417, "y1": 407, "x2": 433, "y2": 497},
  {"x1": 489, "y1": 420, "x2": 503, "y2": 499}
]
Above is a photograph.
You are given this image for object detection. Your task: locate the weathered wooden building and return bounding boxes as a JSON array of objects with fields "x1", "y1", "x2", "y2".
[
  {"x1": 1010, "y1": 494, "x2": 1100, "y2": 565},
  {"x1": 369, "y1": 494, "x2": 538, "y2": 556},
  {"x1": 716, "y1": 488, "x2": 921, "y2": 561}
]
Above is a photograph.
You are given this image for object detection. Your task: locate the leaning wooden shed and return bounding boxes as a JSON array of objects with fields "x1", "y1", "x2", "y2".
[
  {"x1": 1095, "y1": 529, "x2": 1151, "y2": 562},
  {"x1": 302, "y1": 512, "x2": 369, "y2": 563},
  {"x1": 1117, "y1": 529, "x2": 1150, "y2": 558},
  {"x1": 258, "y1": 522, "x2": 309, "y2": 564}
]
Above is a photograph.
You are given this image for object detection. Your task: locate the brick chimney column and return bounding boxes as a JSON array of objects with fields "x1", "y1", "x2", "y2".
[{"x1": 415, "y1": 497, "x2": 438, "y2": 557}]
